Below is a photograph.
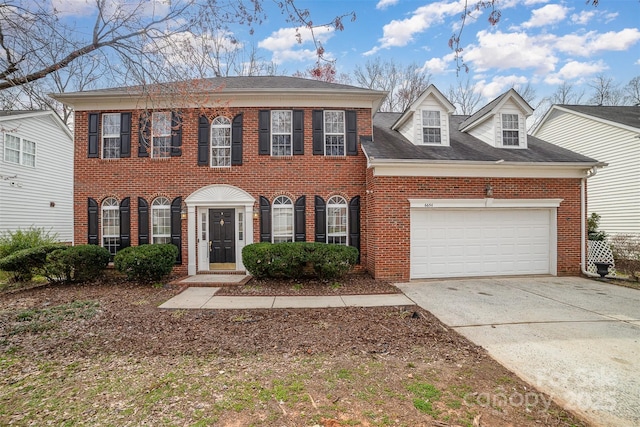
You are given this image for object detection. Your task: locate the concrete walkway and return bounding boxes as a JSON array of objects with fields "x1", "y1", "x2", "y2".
[
  {"x1": 397, "y1": 276, "x2": 640, "y2": 427},
  {"x1": 159, "y1": 286, "x2": 414, "y2": 309}
]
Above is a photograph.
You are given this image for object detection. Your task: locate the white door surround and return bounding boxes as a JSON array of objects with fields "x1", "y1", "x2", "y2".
[{"x1": 185, "y1": 184, "x2": 255, "y2": 275}]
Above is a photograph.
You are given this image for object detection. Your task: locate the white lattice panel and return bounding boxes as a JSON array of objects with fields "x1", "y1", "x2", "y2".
[{"x1": 587, "y1": 240, "x2": 616, "y2": 276}]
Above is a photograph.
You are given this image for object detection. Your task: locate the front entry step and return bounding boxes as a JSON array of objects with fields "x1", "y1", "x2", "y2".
[
  {"x1": 173, "y1": 274, "x2": 251, "y2": 287},
  {"x1": 210, "y1": 262, "x2": 236, "y2": 271}
]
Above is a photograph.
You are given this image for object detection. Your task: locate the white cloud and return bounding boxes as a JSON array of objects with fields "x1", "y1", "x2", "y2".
[
  {"x1": 523, "y1": 0, "x2": 550, "y2": 5},
  {"x1": 365, "y1": 0, "x2": 467, "y2": 55},
  {"x1": 376, "y1": 0, "x2": 399, "y2": 10},
  {"x1": 52, "y1": 0, "x2": 95, "y2": 16},
  {"x1": 420, "y1": 57, "x2": 450, "y2": 74},
  {"x1": 554, "y1": 28, "x2": 640, "y2": 56},
  {"x1": 571, "y1": 11, "x2": 596, "y2": 26},
  {"x1": 259, "y1": 26, "x2": 335, "y2": 64},
  {"x1": 520, "y1": 4, "x2": 569, "y2": 29},
  {"x1": 475, "y1": 75, "x2": 529, "y2": 99},
  {"x1": 462, "y1": 30, "x2": 558, "y2": 74},
  {"x1": 544, "y1": 60, "x2": 607, "y2": 85}
]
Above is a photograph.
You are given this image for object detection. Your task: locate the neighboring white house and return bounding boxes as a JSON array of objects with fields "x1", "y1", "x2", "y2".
[
  {"x1": 0, "y1": 110, "x2": 74, "y2": 243},
  {"x1": 532, "y1": 105, "x2": 640, "y2": 236}
]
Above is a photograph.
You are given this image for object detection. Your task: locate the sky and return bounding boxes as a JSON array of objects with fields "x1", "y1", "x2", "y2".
[
  {"x1": 251, "y1": 0, "x2": 640, "y2": 103},
  {"x1": 53, "y1": 0, "x2": 640, "y2": 107}
]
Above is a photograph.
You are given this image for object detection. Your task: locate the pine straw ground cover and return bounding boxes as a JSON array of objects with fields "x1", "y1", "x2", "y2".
[{"x1": 0, "y1": 273, "x2": 587, "y2": 427}]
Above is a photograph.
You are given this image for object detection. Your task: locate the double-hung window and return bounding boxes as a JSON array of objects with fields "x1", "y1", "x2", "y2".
[
  {"x1": 102, "y1": 197, "x2": 120, "y2": 258},
  {"x1": 272, "y1": 196, "x2": 294, "y2": 243},
  {"x1": 271, "y1": 110, "x2": 292, "y2": 156},
  {"x1": 211, "y1": 116, "x2": 231, "y2": 167},
  {"x1": 422, "y1": 110, "x2": 441, "y2": 144},
  {"x1": 324, "y1": 111, "x2": 345, "y2": 156},
  {"x1": 102, "y1": 113, "x2": 120, "y2": 159},
  {"x1": 502, "y1": 114, "x2": 520, "y2": 146},
  {"x1": 151, "y1": 197, "x2": 171, "y2": 244},
  {"x1": 327, "y1": 196, "x2": 348, "y2": 245},
  {"x1": 3, "y1": 134, "x2": 35, "y2": 166},
  {"x1": 152, "y1": 111, "x2": 172, "y2": 158}
]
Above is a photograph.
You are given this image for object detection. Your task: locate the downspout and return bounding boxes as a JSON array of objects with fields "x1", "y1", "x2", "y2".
[{"x1": 581, "y1": 166, "x2": 599, "y2": 277}]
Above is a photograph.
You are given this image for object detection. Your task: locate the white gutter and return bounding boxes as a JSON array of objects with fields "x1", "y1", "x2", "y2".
[{"x1": 581, "y1": 166, "x2": 600, "y2": 278}]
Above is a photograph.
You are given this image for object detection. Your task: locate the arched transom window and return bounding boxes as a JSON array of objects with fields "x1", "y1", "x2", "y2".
[
  {"x1": 101, "y1": 197, "x2": 120, "y2": 257},
  {"x1": 211, "y1": 116, "x2": 231, "y2": 167},
  {"x1": 327, "y1": 196, "x2": 347, "y2": 245},
  {"x1": 272, "y1": 195, "x2": 294, "y2": 243},
  {"x1": 151, "y1": 197, "x2": 171, "y2": 244}
]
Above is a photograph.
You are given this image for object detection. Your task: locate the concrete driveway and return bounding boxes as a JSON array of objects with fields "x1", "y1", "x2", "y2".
[{"x1": 396, "y1": 277, "x2": 640, "y2": 427}]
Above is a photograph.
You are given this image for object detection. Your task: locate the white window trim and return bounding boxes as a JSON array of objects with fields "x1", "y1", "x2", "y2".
[
  {"x1": 3, "y1": 133, "x2": 36, "y2": 167},
  {"x1": 326, "y1": 196, "x2": 348, "y2": 245},
  {"x1": 101, "y1": 113, "x2": 120, "y2": 159},
  {"x1": 151, "y1": 111, "x2": 172, "y2": 159},
  {"x1": 324, "y1": 110, "x2": 346, "y2": 156},
  {"x1": 500, "y1": 113, "x2": 521, "y2": 148},
  {"x1": 421, "y1": 110, "x2": 443, "y2": 146},
  {"x1": 101, "y1": 197, "x2": 120, "y2": 256},
  {"x1": 272, "y1": 195, "x2": 294, "y2": 243},
  {"x1": 151, "y1": 197, "x2": 171, "y2": 244},
  {"x1": 210, "y1": 116, "x2": 232, "y2": 168},
  {"x1": 271, "y1": 110, "x2": 293, "y2": 156}
]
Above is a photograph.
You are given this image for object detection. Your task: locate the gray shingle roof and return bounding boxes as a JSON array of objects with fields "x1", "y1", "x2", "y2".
[
  {"x1": 557, "y1": 105, "x2": 640, "y2": 130},
  {"x1": 364, "y1": 112, "x2": 598, "y2": 164},
  {"x1": 57, "y1": 76, "x2": 378, "y2": 96}
]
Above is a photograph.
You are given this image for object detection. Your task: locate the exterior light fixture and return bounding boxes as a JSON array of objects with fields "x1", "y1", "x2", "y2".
[{"x1": 485, "y1": 184, "x2": 493, "y2": 197}]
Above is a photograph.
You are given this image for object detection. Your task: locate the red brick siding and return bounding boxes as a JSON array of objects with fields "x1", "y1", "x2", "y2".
[
  {"x1": 74, "y1": 108, "x2": 372, "y2": 275},
  {"x1": 365, "y1": 173, "x2": 584, "y2": 281}
]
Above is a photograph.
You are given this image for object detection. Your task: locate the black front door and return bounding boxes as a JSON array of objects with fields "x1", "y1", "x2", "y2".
[{"x1": 209, "y1": 209, "x2": 235, "y2": 265}]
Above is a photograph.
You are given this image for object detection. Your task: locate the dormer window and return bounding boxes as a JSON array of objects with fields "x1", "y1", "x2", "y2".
[
  {"x1": 502, "y1": 114, "x2": 519, "y2": 146},
  {"x1": 422, "y1": 110, "x2": 442, "y2": 144}
]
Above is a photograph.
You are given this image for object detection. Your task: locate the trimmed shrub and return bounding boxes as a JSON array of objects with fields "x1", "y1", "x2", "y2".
[
  {"x1": 45, "y1": 245, "x2": 110, "y2": 283},
  {"x1": 0, "y1": 226, "x2": 59, "y2": 259},
  {"x1": 0, "y1": 244, "x2": 64, "y2": 282},
  {"x1": 114, "y1": 244, "x2": 178, "y2": 283},
  {"x1": 242, "y1": 242, "x2": 358, "y2": 280},
  {"x1": 610, "y1": 234, "x2": 640, "y2": 281}
]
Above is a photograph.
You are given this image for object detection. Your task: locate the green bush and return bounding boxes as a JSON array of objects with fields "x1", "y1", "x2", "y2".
[
  {"x1": 242, "y1": 242, "x2": 358, "y2": 280},
  {"x1": 0, "y1": 244, "x2": 64, "y2": 282},
  {"x1": 0, "y1": 226, "x2": 59, "y2": 259},
  {"x1": 114, "y1": 244, "x2": 178, "y2": 283},
  {"x1": 45, "y1": 245, "x2": 110, "y2": 283}
]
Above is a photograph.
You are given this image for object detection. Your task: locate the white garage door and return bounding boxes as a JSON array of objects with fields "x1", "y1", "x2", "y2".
[{"x1": 410, "y1": 208, "x2": 553, "y2": 279}]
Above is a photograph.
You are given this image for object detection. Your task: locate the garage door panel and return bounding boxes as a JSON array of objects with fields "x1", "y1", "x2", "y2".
[{"x1": 411, "y1": 209, "x2": 552, "y2": 279}]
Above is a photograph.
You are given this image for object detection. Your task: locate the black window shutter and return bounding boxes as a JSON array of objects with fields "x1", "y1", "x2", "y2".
[
  {"x1": 120, "y1": 112, "x2": 131, "y2": 158},
  {"x1": 314, "y1": 196, "x2": 326, "y2": 242},
  {"x1": 346, "y1": 110, "x2": 358, "y2": 155},
  {"x1": 197, "y1": 115, "x2": 209, "y2": 166},
  {"x1": 119, "y1": 197, "x2": 131, "y2": 250},
  {"x1": 293, "y1": 110, "x2": 304, "y2": 155},
  {"x1": 88, "y1": 113, "x2": 99, "y2": 158},
  {"x1": 170, "y1": 197, "x2": 182, "y2": 264},
  {"x1": 231, "y1": 113, "x2": 243, "y2": 165},
  {"x1": 170, "y1": 111, "x2": 182, "y2": 157},
  {"x1": 349, "y1": 196, "x2": 361, "y2": 262},
  {"x1": 138, "y1": 197, "x2": 149, "y2": 245},
  {"x1": 259, "y1": 196, "x2": 271, "y2": 242},
  {"x1": 88, "y1": 198, "x2": 99, "y2": 245},
  {"x1": 312, "y1": 110, "x2": 324, "y2": 155},
  {"x1": 138, "y1": 113, "x2": 150, "y2": 157},
  {"x1": 258, "y1": 110, "x2": 271, "y2": 155},
  {"x1": 294, "y1": 196, "x2": 306, "y2": 242}
]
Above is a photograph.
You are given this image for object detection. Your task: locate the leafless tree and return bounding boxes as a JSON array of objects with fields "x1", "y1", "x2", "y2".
[
  {"x1": 353, "y1": 57, "x2": 431, "y2": 112},
  {"x1": 447, "y1": 78, "x2": 482, "y2": 115},
  {"x1": 587, "y1": 74, "x2": 624, "y2": 105},
  {"x1": 623, "y1": 76, "x2": 640, "y2": 106},
  {"x1": 548, "y1": 82, "x2": 585, "y2": 105}
]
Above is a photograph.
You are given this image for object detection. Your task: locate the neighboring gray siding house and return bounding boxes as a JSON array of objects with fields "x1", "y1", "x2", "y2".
[
  {"x1": 0, "y1": 110, "x2": 74, "y2": 242},
  {"x1": 532, "y1": 105, "x2": 640, "y2": 237}
]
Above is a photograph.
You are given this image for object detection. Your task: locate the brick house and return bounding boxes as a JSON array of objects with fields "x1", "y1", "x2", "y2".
[{"x1": 53, "y1": 78, "x2": 601, "y2": 281}]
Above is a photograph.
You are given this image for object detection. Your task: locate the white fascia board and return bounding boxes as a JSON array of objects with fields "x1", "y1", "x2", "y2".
[
  {"x1": 534, "y1": 105, "x2": 640, "y2": 135},
  {"x1": 368, "y1": 160, "x2": 600, "y2": 178},
  {"x1": 51, "y1": 90, "x2": 386, "y2": 113},
  {"x1": 409, "y1": 198, "x2": 563, "y2": 209}
]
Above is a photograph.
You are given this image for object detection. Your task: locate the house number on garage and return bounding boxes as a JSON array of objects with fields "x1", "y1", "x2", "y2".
[{"x1": 424, "y1": 203, "x2": 434, "y2": 208}]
